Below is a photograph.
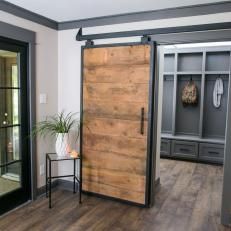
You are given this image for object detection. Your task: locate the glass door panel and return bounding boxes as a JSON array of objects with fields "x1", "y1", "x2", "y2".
[
  {"x1": 0, "y1": 50, "x2": 22, "y2": 196},
  {"x1": 0, "y1": 38, "x2": 30, "y2": 216}
]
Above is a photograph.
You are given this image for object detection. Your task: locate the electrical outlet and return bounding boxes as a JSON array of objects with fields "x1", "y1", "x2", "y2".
[{"x1": 40, "y1": 164, "x2": 45, "y2": 175}]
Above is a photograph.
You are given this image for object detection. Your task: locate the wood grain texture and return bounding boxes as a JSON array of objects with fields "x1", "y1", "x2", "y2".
[
  {"x1": 83, "y1": 148, "x2": 145, "y2": 174},
  {"x1": 83, "y1": 83, "x2": 149, "y2": 103},
  {"x1": 83, "y1": 132, "x2": 147, "y2": 159},
  {"x1": 83, "y1": 117, "x2": 147, "y2": 139},
  {"x1": 84, "y1": 64, "x2": 150, "y2": 84},
  {"x1": 83, "y1": 180, "x2": 145, "y2": 204},
  {"x1": 84, "y1": 45, "x2": 150, "y2": 67},
  {"x1": 82, "y1": 44, "x2": 151, "y2": 204},
  {"x1": 83, "y1": 100, "x2": 148, "y2": 121},
  {"x1": 0, "y1": 160, "x2": 227, "y2": 231},
  {"x1": 83, "y1": 167, "x2": 145, "y2": 193}
]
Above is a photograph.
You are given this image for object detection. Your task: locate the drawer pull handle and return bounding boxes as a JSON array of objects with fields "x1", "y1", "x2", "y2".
[
  {"x1": 180, "y1": 148, "x2": 190, "y2": 152},
  {"x1": 140, "y1": 107, "x2": 144, "y2": 135},
  {"x1": 208, "y1": 151, "x2": 219, "y2": 155}
]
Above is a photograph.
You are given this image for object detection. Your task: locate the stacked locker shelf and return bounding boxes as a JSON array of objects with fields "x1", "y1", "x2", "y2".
[{"x1": 161, "y1": 46, "x2": 231, "y2": 164}]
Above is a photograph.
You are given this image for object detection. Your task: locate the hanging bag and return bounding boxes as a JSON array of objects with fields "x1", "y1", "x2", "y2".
[{"x1": 181, "y1": 79, "x2": 198, "y2": 106}]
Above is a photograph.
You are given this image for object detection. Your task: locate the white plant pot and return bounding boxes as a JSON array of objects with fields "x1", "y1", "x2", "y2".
[{"x1": 56, "y1": 133, "x2": 69, "y2": 156}]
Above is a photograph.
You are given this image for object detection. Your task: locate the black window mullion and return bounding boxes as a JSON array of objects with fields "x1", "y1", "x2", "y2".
[
  {"x1": 0, "y1": 87, "x2": 20, "y2": 90},
  {"x1": 0, "y1": 160, "x2": 22, "y2": 168},
  {"x1": 0, "y1": 124, "x2": 21, "y2": 129}
]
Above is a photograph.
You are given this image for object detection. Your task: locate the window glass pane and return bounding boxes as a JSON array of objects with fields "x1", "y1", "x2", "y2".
[
  {"x1": 0, "y1": 50, "x2": 18, "y2": 88},
  {"x1": 0, "y1": 89, "x2": 20, "y2": 126},
  {"x1": 0, "y1": 126, "x2": 21, "y2": 196},
  {"x1": 0, "y1": 126, "x2": 21, "y2": 163},
  {"x1": 12, "y1": 65, "x2": 18, "y2": 88}
]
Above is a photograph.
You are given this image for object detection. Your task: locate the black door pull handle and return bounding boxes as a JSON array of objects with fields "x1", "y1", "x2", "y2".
[{"x1": 140, "y1": 107, "x2": 144, "y2": 135}]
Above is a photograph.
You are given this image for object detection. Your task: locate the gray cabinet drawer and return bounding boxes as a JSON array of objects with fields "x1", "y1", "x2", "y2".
[
  {"x1": 172, "y1": 140, "x2": 198, "y2": 159},
  {"x1": 199, "y1": 143, "x2": 224, "y2": 164},
  {"x1": 160, "y1": 139, "x2": 171, "y2": 156}
]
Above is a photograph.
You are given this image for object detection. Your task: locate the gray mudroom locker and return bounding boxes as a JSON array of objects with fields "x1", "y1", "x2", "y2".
[{"x1": 160, "y1": 45, "x2": 231, "y2": 164}]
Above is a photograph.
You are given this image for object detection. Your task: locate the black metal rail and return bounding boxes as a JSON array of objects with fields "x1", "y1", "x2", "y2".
[{"x1": 76, "y1": 22, "x2": 231, "y2": 41}]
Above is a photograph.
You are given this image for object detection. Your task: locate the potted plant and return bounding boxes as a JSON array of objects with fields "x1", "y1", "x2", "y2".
[{"x1": 33, "y1": 111, "x2": 80, "y2": 156}]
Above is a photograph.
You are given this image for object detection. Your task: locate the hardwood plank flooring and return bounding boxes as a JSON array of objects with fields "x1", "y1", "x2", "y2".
[{"x1": 0, "y1": 159, "x2": 230, "y2": 231}]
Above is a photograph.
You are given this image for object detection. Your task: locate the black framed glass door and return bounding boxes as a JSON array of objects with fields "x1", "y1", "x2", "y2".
[{"x1": 0, "y1": 38, "x2": 30, "y2": 215}]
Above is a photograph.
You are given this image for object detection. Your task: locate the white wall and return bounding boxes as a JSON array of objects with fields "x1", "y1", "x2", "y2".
[
  {"x1": 58, "y1": 11, "x2": 231, "y2": 181},
  {"x1": 0, "y1": 11, "x2": 58, "y2": 187}
]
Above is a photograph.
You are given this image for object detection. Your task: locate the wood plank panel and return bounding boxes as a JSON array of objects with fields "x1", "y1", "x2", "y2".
[
  {"x1": 84, "y1": 100, "x2": 148, "y2": 121},
  {"x1": 84, "y1": 64, "x2": 150, "y2": 84},
  {"x1": 82, "y1": 44, "x2": 151, "y2": 204},
  {"x1": 83, "y1": 132, "x2": 147, "y2": 159},
  {"x1": 83, "y1": 148, "x2": 146, "y2": 175},
  {"x1": 83, "y1": 168, "x2": 145, "y2": 192},
  {"x1": 83, "y1": 83, "x2": 149, "y2": 102},
  {"x1": 83, "y1": 181, "x2": 145, "y2": 204},
  {"x1": 84, "y1": 45, "x2": 150, "y2": 67},
  {"x1": 83, "y1": 117, "x2": 147, "y2": 139}
]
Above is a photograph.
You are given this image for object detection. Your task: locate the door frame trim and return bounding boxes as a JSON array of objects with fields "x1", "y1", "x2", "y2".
[
  {"x1": 147, "y1": 42, "x2": 158, "y2": 206},
  {"x1": 80, "y1": 41, "x2": 157, "y2": 207},
  {"x1": 0, "y1": 21, "x2": 37, "y2": 201}
]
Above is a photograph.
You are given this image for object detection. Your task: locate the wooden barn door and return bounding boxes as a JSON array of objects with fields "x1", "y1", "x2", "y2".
[{"x1": 81, "y1": 43, "x2": 155, "y2": 206}]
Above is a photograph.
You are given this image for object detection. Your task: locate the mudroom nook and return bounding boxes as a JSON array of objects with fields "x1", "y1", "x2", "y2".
[{"x1": 160, "y1": 45, "x2": 230, "y2": 165}]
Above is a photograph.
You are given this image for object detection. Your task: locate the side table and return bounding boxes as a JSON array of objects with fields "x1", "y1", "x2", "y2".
[{"x1": 45, "y1": 153, "x2": 82, "y2": 208}]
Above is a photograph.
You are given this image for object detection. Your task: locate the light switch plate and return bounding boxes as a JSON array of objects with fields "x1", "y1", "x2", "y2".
[
  {"x1": 39, "y1": 93, "x2": 47, "y2": 104},
  {"x1": 40, "y1": 164, "x2": 45, "y2": 175}
]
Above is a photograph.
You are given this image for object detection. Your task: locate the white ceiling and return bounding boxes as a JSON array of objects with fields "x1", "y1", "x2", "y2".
[{"x1": 5, "y1": 0, "x2": 229, "y2": 22}]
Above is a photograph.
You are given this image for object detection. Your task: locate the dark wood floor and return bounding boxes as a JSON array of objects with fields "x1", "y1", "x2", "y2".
[{"x1": 0, "y1": 159, "x2": 230, "y2": 231}]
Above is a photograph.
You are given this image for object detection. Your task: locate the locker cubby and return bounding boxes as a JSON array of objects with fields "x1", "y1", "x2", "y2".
[
  {"x1": 178, "y1": 53, "x2": 203, "y2": 72},
  {"x1": 175, "y1": 75, "x2": 201, "y2": 136},
  {"x1": 203, "y1": 74, "x2": 229, "y2": 139},
  {"x1": 161, "y1": 46, "x2": 230, "y2": 164},
  {"x1": 161, "y1": 75, "x2": 174, "y2": 134},
  {"x1": 164, "y1": 54, "x2": 175, "y2": 72},
  {"x1": 206, "y1": 51, "x2": 230, "y2": 72}
]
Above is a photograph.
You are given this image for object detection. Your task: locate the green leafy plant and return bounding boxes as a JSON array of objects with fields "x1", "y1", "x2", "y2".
[{"x1": 32, "y1": 111, "x2": 80, "y2": 139}]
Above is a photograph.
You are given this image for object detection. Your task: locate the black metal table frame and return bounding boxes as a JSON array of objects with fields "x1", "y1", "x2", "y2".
[{"x1": 45, "y1": 153, "x2": 82, "y2": 208}]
